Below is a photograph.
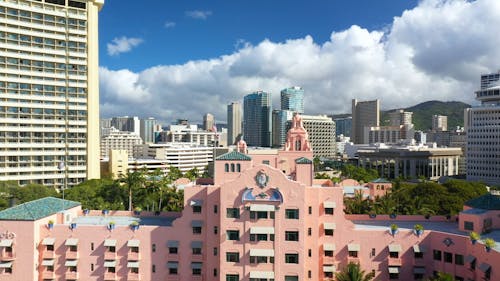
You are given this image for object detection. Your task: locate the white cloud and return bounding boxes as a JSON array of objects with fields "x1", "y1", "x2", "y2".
[
  {"x1": 100, "y1": 0, "x2": 500, "y2": 124},
  {"x1": 164, "y1": 21, "x2": 176, "y2": 29},
  {"x1": 185, "y1": 10, "x2": 212, "y2": 20},
  {"x1": 107, "y1": 36, "x2": 143, "y2": 56}
]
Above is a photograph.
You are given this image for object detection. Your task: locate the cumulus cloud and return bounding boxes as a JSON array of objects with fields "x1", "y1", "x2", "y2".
[
  {"x1": 107, "y1": 36, "x2": 144, "y2": 56},
  {"x1": 185, "y1": 10, "x2": 212, "y2": 20},
  {"x1": 164, "y1": 21, "x2": 176, "y2": 29},
  {"x1": 100, "y1": 0, "x2": 500, "y2": 124}
]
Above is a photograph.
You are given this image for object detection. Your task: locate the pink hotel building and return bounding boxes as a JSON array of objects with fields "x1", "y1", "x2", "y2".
[{"x1": 0, "y1": 114, "x2": 498, "y2": 281}]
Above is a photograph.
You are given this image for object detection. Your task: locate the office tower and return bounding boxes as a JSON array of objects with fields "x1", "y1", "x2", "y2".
[
  {"x1": 0, "y1": 0, "x2": 103, "y2": 187},
  {"x1": 480, "y1": 70, "x2": 500, "y2": 89},
  {"x1": 140, "y1": 117, "x2": 156, "y2": 144},
  {"x1": 227, "y1": 102, "x2": 242, "y2": 145},
  {"x1": 111, "y1": 116, "x2": 140, "y2": 135},
  {"x1": 272, "y1": 109, "x2": 294, "y2": 147},
  {"x1": 100, "y1": 118, "x2": 112, "y2": 137},
  {"x1": 334, "y1": 116, "x2": 352, "y2": 137},
  {"x1": 352, "y1": 99, "x2": 380, "y2": 144},
  {"x1": 280, "y1": 86, "x2": 304, "y2": 113},
  {"x1": 203, "y1": 113, "x2": 215, "y2": 131},
  {"x1": 466, "y1": 72, "x2": 500, "y2": 185},
  {"x1": 243, "y1": 91, "x2": 272, "y2": 147},
  {"x1": 389, "y1": 110, "x2": 413, "y2": 126},
  {"x1": 287, "y1": 114, "x2": 336, "y2": 158},
  {"x1": 432, "y1": 115, "x2": 448, "y2": 131}
]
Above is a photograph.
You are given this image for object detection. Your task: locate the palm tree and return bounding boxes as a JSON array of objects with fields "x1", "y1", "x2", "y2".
[
  {"x1": 120, "y1": 170, "x2": 145, "y2": 211},
  {"x1": 335, "y1": 262, "x2": 374, "y2": 281}
]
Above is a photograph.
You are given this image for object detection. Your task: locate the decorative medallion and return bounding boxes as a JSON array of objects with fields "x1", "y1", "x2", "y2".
[{"x1": 255, "y1": 170, "x2": 269, "y2": 188}]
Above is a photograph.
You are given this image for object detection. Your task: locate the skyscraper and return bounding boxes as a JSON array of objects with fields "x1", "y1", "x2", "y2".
[
  {"x1": 351, "y1": 99, "x2": 380, "y2": 144},
  {"x1": 227, "y1": 102, "x2": 242, "y2": 145},
  {"x1": 272, "y1": 109, "x2": 294, "y2": 147},
  {"x1": 0, "y1": 0, "x2": 103, "y2": 187},
  {"x1": 243, "y1": 91, "x2": 272, "y2": 147},
  {"x1": 280, "y1": 86, "x2": 304, "y2": 113},
  {"x1": 203, "y1": 113, "x2": 215, "y2": 131},
  {"x1": 432, "y1": 115, "x2": 448, "y2": 131},
  {"x1": 140, "y1": 117, "x2": 157, "y2": 144},
  {"x1": 465, "y1": 72, "x2": 500, "y2": 185}
]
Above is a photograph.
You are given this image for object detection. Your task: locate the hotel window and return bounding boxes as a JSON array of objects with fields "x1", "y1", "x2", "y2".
[
  {"x1": 464, "y1": 221, "x2": 474, "y2": 231},
  {"x1": 191, "y1": 262, "x2": 202, "y2": 275},
  {"x1": 324, "y1": 250, "x2": 334, "y2": 257},
  {"x1": 325, "y1": 207, "x2": 334, "y2": 215},
  {"x1": 192, "y1": 205, "x2": 202, "y2": 213},
  {"x1": 226, "y1": 274, "x2": 239, "y2": 281},
  {"x1": 213, "y1": 205, "x2": 218, "y2": 214},
  {"x1": 152, "y1": 264, "x2": 155, "y2": 273},
  {"x1": 214, "y1": 226, "x2": 218, "y2": 234},
  {"x1": 213, "y1": 247, "x2": 218, "y2": 256},
  {"x1": 285, "y1": 209, "x2": 299, "y2": 219},
  {"x1": 168, "y1": 245, "x2": 178, "y2": 254},
  {"x1": 308, "y1": 206, "x2": 312, "y2": 214},
  {"x1": 444, "y1": 252, "x2": 452, "y2": 263},
  {"x1": 250, "y1": 233, "x2": 273, "y2": 241},
  {"x1": 285, "y1": 276, "x2": 298, "y2": 281},
  {"x1": 167, "y1": 262, "x2": 178, "y2": 275},
  {"x1": 226, "y1": 208, "x2": 240, "y2": 219},
  {"x1": 389, "y1": 267, "x2": 400, "y2": 279},
  {"x1": 250, "y1": 256, "x2": 273, "y2": 264},
  {"x1": 152, "y1": 244, "x2": 156, "y2": 252},
  {"x1": 433, "y1": 250, "x2": 442, "y2": 261},
  {"x1": 285, "y1": 253, "x2": 299, "y2": 264},
  {"x1": 250, "y1": 211, "x2": 268, "y2": 219},
  {"x1": 325, "y1": 228, "x2": 334, "y2": 236},
  {"x1": 226, "y1": 230, "x2": 240, "y2": 241},
  {"x1": 285, "y1": 231, "x2": 299, "y2": 241},
  {"x1": 226, "y1": 252, "x2": 239, "y2": 262},
  {"x1": 455, "y1": 254, "x2": 464, "y2": 265},
  {"x1": 191, "y1": 241, "x2": 202, "y2": 255},
  {"x1": 225, "y1": 164, "x2": 229, "y2": 172},
  {"x1": 192, "y1": 221, "x2": 203, "y2": 234},
  {"x1": 308, "y1": 228, "x2": 312, "y2": 236}
]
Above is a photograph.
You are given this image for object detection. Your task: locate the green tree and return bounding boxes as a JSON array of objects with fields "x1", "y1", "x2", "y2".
[
  {"x1": 12, "y1": 184, "x2": 58, "y2": 203},
  {"x1": 335, "y1": 262, "x2": 375, "y2": 281},
  {"x1": 185, "y1": 167, "x2": 200, "y2": 181},
  {"x1": 167, "y1": 166, "x2": 183, "y2": 182},
  {"x1": 121, "y1": 170, "x2": 145, "y2": 211},
  {"x1": 426, "y1": 272, "x2": 454, "y2": 281}
]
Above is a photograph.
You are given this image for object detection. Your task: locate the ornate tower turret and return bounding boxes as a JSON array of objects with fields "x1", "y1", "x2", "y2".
[{"x1": 284, "y1": 113, "x2": 311, "y2": 152}]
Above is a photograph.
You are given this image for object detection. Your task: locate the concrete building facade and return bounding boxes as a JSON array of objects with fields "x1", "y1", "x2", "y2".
[
  {"x1": 243, "y1": 91, "x2": 272, "y2": 147},
  {"x1": 432, "y1": 115, "x2": 448, "y2": 132},
  {"x1": 352, "y1": 99, "x2": 380, "y2": 144},
  {"x1": 0, "y1": 114, "x2": 498, "y2": 281},
  {"x1": 100, "y1": 127, "x2": 142, "y2": 158},
  {"x1": 227, "y1": 102, "x2": 242, "y2": 145},
  {"x1": 0, "y1": 0, "x2": 103, "y2": 187},
  {"x1": 290, "y1": 114, "x2": 336, "y2": 158}
]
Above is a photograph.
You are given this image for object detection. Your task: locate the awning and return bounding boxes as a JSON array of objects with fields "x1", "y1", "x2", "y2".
[
  {"x1": 479, "y1": 263, "x2": 491, "y2": 272},
  {"x1": 250, "y1": 227, "x2": 275, "y2": 234},
  {"x1": 191, "y1": 220, "x2": 203, "y2": 227},
  {"x1": 0, "y1": 240, "x2": 13, "y2": 247},
  {"x1": 413, "y1": 245, "x2": 426, "y2": 253},
  {"x1": 250, "y1": 204, "x2": 275, "y2": 212},
  {"x1": 42, "y1": 238, "x2": 55, "y2": 245},
  {"x1": 127, "y1": 239, "x2": 140, "y2": 247},
  {"x1": 65, "y1": 238, "x2": 78, "y2": 246},
  {"x1": 465, "y1": 255, "x2": 476, "y2": 263},
  {"x1": 348, "y1": 243, "x2": 360, "y2": 251},
  {"x1": 65, "y1": 260, "x2": 78, "y2": 267},
  {"x1": 388, "y1": 244, "x2": 402, "y2": 252},
  {"x1": 249, "y1": 249, "x2": 274, "y2": 257},
  {"x1": 323, "y1": 244, "x2": 336, "y2": 251},
  {"x1": 167, "y1": 262, "x2": 178, "y2": 269},
  {"x1": 324, "y1": 223, "x2": 336, "y2": 230},
  {"x1": 190, "y1": 200, "x2": 203, "y2": 206},
  {"x1": 191, "y1": 241, "x2": 203, "y2": 248},
  {"x1": 104, "y1": 260, "x2": 116, "y2": 267},
  {"x1": 167, "y1": 240, "x2": 179, "y2": 247},
  {"x1": 127, "y1": 261, "x2": 140, "y2": 268},
  {"x1": 413, "y1": 267, "x2": 426, "y2": 274},
  {"x1": 0, "y1": 262, "x2": 13, "y2": 268},
  {"x1": 323, "y1": 265, "x2": 336, "y2": 272},
  {"x1": 388, "y1": 267, "x2": 400, "y2": 274},
  {"x1": 324, "y1": 201, "x2": 336, "y2": 208},
  {"x1": 250, "y1": 271, "x2": 275, "y2": 278},
  {"x1": 104, "y1": 239, "x2": 116, "y2": 247},
  {"x1": 191, "y1": 262, "x2": 202, "y2": 269},
  {"x1": 42, "y1": 259, "x2": 55, "y2": 266}
]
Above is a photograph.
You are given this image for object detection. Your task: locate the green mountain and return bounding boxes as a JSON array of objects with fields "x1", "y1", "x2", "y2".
[{"x1": 381, "y1": 100, "x2": 471, "y2": 131}]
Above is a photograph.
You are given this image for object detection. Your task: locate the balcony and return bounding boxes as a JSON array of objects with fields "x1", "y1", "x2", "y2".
[
  {"x1": 0, "y1": 252, "x2": 15, "y2": 261},
  {"x1": 127, "y1": 251, "x2": 140, "y2": 261},
  {"x1": 42, "y1": 250, "x2": 55, "y2": 259},
  {"x1": 104, "y1": 272, "x2": 116, "y2": 280},
  {"x1": 388, "y1": 258, "x2": 402, "y2": 266},
  {"x1": 42, "y1": 271, "x2": 55, "y2": 280},
  {"x1": 127, "y1": 272, "x2": 141, "y2": 281},
  {"x1": 104, "y1": 251, "x2": 116, "y2": 260},
  {"x1": 347, "y1": 256, "x2": 360, "y2": 264},
  {"x1": 65, "y1": 271, "x2": 78, "y2": 280},
  {"x1": 65, "y1": 251, "x2": 78, "y2": 260}
]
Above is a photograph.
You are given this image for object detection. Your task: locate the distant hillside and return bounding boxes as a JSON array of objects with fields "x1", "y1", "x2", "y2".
[{"x1": 381, "y1": 101, "x2": 471, "y2": 131}]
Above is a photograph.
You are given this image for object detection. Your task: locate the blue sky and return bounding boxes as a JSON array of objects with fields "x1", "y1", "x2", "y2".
[
  {"x1": 99, "y1": 0, "x2": 418, "y2": 71},
  {"x1": 98, "y1": 0, "x2": 500, "y2": 124}
]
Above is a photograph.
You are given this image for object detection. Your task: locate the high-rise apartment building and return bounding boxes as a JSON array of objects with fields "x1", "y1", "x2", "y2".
[
  {"x1": 227, "y1": 102, "x2": 242, "y2": 145},
  {"x1": 352, "y1": 99, "x2": 380, "y2": 144},
  {"x1": 432, "y1": 115, "x2": 448, "y2": 131},
  {"x1": 280, "y1": 86, "x2": 304, "y2": 113},
  {"x1": 111, "y1": 116, "x2": 140, "y2": 135},
  {"x1": 203, "y1": 113, "x2": 214, "y2": 131},
  {"x1": 272, "y1": 109, "x2": 293, "y2": 147},
  {"x1": 0, "y1": 0, "x2": 103, "y2": 187},
  {"x1": 100, "y1": 127, "x2": 142, "y2": 158},
  {"x1": 466, "y1": 72, "x2": 500, "y2": 185},
  {"x1": 140, "y1": 117, "x2": 156, "y2": 144},
  {"x1": 243, "y1": 91, "x2": 272, "y2": 147},
  {"x1": 287, "y1": 114, "x2": 336, "y2": 158}
]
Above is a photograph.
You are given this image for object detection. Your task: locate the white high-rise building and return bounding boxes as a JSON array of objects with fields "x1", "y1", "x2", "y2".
[
  {"x1": 140, "y1": 117, "x2": 156, "y2": 144},
  {"x1": 0, "y1": 0, "x2": 103, "y2": 187},
  {"x1": 288, "y1": 114, "x2": 336, "y2": 158},
  {"x1": 432, "y1": 115, "x2": 448, "y2": 131},
  {"x1": 100, "y1": 127, "x2": 143, "y2": 158},
  {"x1": 466, "y1": 72, "x2": 500, "y2": 186},
  {"x1": 227, "y1": 102, "x2": 241, "y2": 145}
]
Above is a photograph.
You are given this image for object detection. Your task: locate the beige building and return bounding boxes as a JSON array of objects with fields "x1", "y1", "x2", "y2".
[
  {"x1": 365, "y1": 124, "x2": 414, "y2": 144},
  {"x1": 298, "y1": 114, "x2": 336, "y2": 158},
  {"x1": 352, "y1": 99, "x2": 380, "y2": 144},
  {"x1": 0, "y1": 0, "x2": 103, "y2": 188},
  {"x1": 432, "y1": 115, "x2": 448, "y2": 131},
  {"x1": 227, "y1": 101, "x2": 242, "y2": 145},
  {"x1": 100, "y1": 127, "x2": 143, "y2": 158}
]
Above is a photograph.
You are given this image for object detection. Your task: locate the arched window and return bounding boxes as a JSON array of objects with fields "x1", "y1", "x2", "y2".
[
  {"x1": 295, "y1": 140, "x2": 301, "y2": 151},
  {"x1": 236, "y1": 164, "x2": 241, "y2": 172},
  {"x1": 231, "y1": 163, "x2": 235, "y2": 172},
  {"x1": 225, "y1": 163, "x2": 229, "y2": 172}
]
